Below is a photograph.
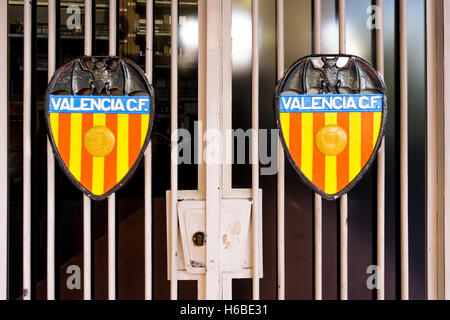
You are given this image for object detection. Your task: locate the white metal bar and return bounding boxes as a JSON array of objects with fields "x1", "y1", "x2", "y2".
[
  {"x1": 222, "y1": 0, "x2": 232, "y2": 195},
  {"x1": 313, "y1": 0, "x2": 322, "y2": 301},
  {"x1": 424, "y1": 0, "x2": 450, "y2": 301},
  {"x1": 314, "y1": 0, "x2": 321, "y2": 53},
  {"x1": 251, "y1": 0, "x2": 260, "y2": 301},
  {"x1": 205, "y1": 0, "x2": 223, "y2": 300},
  {"x1": 107, "y1": 194, "x2": 115, "y2": 299},
  {"x1": 109, "y1": 0, "x2": 117, "y2": 56},
  {"x1": 443, "y1": 0, "x2": 450, "y2": 299},
  {"x1": 276, "y1": 0, "x2": 285, "y2": 301},
  {"x1": 23, "y1": 0, "x2": 32, "y2": 301},
  {"x1": 47, "y1": 0, "x2": 56, "y2": 301},
  {"x1": 400, "y1": 0, "x2": 409, "y2": 300},
  {"x1": 435, "y1": 0, "x2": 450, "y2": 300},
  {"x1": 0, "y1": 0, "x2": 8, "y2": 300},
  {"x1": 144, "y1": 0, "x2": 154, "y2": 301},
  {"x1": 314, "y1": 193, "x2": 322, "y2": 300},
  {"x1": 426, "y1": 0, "x2": 437, "y2": 300},
  {"x1": 338, "y1": 0, "x2": 346, "y2": 54},
  {"x1": 108, "y1": 0, "x2": 117, "y2": 301},
  {"x1": 84, "y1": 0, "x2": 92, "y2": 56},
  {"x1": 83, "y1": 0, "x2": 92, "y2": 301},
  {"x1": 197, "y1": 277, "x2": 206, "y2": 300},
  {"x1": 376, "y1": 0, "x2": 385, "y2": 301},
  {"x1": 197, "y1": 0, "x2": 206, "y2": 195},
  {"x1": 83, "y1": 196, "x2": 91, "y2": 299},
  {"x1": 170, "y1": 0, "x2": 178, "y2": 300},
  {"x1": 338, "y1": 0, "x2": 348, "y2": 301},
  {"x1": 339, "y1": 195, "x2": 348, "y2": 299},
  {"x1": 222, "y1": 274, "x2": 232, "y2": 300}
]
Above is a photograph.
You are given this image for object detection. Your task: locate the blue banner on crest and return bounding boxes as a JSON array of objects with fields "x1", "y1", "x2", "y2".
[
  {"x1": 49, "y1": 95, "x2": 151, "y2": 114},
  {"x1": 279, "y1": 94, "x2": 383, "y2": 113}
]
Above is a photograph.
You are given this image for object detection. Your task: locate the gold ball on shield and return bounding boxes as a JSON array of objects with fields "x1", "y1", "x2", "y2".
[
  {"x1": 83, "y1": 125, "x2": 116, "y2": 157},
  {"x1": 315, "y1": 124, "x2": 348, "y2": 156}
]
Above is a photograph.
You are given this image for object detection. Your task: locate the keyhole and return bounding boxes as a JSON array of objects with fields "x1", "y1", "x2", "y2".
[{"x1": 192, "y1": 232, "x2": 205, "y2": 247}]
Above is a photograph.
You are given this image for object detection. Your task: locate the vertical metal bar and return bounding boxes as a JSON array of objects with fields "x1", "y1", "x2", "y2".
[
  {"x1": 144, "y1": 0, "x2": 154, "y2": 301},
  {"x1": 83, "y1": 0, "x2": 92, "y2": 301},
  {"x1": 85, "y1": 0, "x2": 92, "y2": 56},
  {"x1": 197, "y1": 0, "x2": 206, "y2": 195},
  {"x1": 205, "y1": 0, "x2": 222, "y2": 300},
  {"x1": 251, "y1": 0, "x2": 260, "y2": 301},
  {"x1": 442, "y1": 0, "x2": 450, "y2": 299},
  {"x1": 107, "y1": 193, "x2": 116, "y2": 300},
  {"x1": 400, "y1": 0, "x2": 409, "y2": 300},
  {"x1": 276, "y1": 0, "x2": 285, "y2": 301},
  {"x1": 339, "y1": 195, "x2": 348, "y2": 299},
  {"x1": 376, "y1": 0, "x2": 385, "y2": 301},
  {"x1": 428, "y1": 0, "x2": 450, "y2": 301},
  {"x1": 221, "y1": 0, "x2": 232, "y2": 195},
  {"x1": 426, "y1": 0, "x2": 438, "y2": 301},
  {"x1": 109, "y1": 0, "x2": 117, "y2": 56},
  {"x1": 108, "y1": 0, "x2": 117, "y2": 301},
  {"x1": 338, "y1": 0, "x2": 348, "y2": 301},
  {"x1": 314, "y1": 193, "x2": 322, "y2": 300},
  {"x1": 0, "y1": 0, "x2": 8, "y2": 300},
  {"x1": 221, "y1": 0, "x2": 231, "y2": 193},
  {"x1": 47, "y1": 0, "x2": 56, "y2": 301},
  {"x1": 83, "y1": 197, "x2": 91, "y2": 300},
  {"x1": 197, "y1": 277, "x2": 206, "y2": 300},
  {"x1": 170, "y1": 0, "x2": 178, "y2": 300},
  {"x1": 338, "y1": 0, "x2": 346, "y2": 54},
  {"x1": 23, "y1": 0, "x2": 32, "y2": 301},
  {"x1": 313, "y1": 0, "x2": 322, "y2": 301},
  {"x1": 222, "y1": 274, "x2": 232, "y2": 300},
  {"x1": 314, "y1": 0, "x2": 321, "y2": 53}
]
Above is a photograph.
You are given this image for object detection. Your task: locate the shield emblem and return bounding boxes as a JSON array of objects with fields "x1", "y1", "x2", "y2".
[
  {"x1": 45, "y1": 56, "x2": 155, "y2": 200},
  {"x1": 275, "y1": 55, "x2": 387, "y2": 200}
]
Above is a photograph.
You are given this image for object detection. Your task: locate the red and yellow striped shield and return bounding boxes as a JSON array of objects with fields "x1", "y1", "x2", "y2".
[
  {"x1": 276, "y1": 55, "x2": 386, "y2": 200},
  {"x1": 49, "y1": 112, "x2": 151, "y2": 199},
  {"x1": 279, "y1": 109, "x2": 383, "y2": 198},
  {"x1": 46, "y1": 57, "x2": 154, "y2": 200}
]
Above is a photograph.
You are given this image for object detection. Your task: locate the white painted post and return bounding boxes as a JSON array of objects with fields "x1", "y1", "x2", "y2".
[
  {"x1": 376, "y1": 0, "x2": 385, "y2": 301},
  {"x1": 47, "y1": 0, "x2": 56, "y2": 301},
  {"x1": 338, "y1": 0, "x2": 348, "y2": 301},
  {"x1": 108, "y1": 0, "x2": 117, "y2": 301},
  {"x1": 428, "y1": 0, "x2": 450, "y2": 300},
  {"x1": 23, "y1": 0, "x2": 32, "y2": 301},
  {"x1": 0, "y1": 0, "x2": 8, "y2": 300},
  {"x1": 400, "y1": 0, "x2": 409, "y2": 300},
  {"x1": 145, "y1": 0, "x2": 154, "y2": 301},
  {"x1": 83, "y1": 0, "x2": 93, "y2": 301},
  {"x1": 313, "y1": 0, "x2": 322, "y2": 301},
  {"x1": 276, "y1": 0, "x2": 286, "y2": 301},
  {"x1": 251, "y1": 0, "x2": 260, "y2": 301},
  {"x1": 205, "y1": 0, "x2": 223, "y2": 300},
  {"x1": 170, "y1": 0, "x2": 179, "y2": 300}
]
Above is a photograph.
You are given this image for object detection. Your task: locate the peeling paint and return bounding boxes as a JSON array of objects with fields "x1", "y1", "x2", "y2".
[
  {"x1": 223, "y1": 234, "x2": 231, "y2": 249},
  {"x1": 190, "y1": 260, "x2": 205, "y2": 268}
]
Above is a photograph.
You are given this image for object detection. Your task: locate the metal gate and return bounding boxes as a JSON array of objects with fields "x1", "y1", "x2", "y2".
[{"x1": 0, "y1": 0, "x2": 449, "y2": 300}]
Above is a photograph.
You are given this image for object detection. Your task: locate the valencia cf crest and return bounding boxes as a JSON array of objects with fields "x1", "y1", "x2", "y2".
[
  {"x1": 45, "y1": 56, "x2": 155, "y2": 200},
  {"x1": 275, "y1": 55, "x2": 387, "y2": 200}
]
